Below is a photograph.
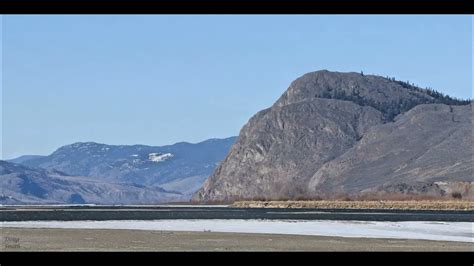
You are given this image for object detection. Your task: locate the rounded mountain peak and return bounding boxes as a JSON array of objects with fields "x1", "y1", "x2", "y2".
[
  {"x1": 273, "y1": 70, "x2": 443, "y2": 120},
  {"x1": 51, "y1": 142, "x2": 108, "y2": 155}
]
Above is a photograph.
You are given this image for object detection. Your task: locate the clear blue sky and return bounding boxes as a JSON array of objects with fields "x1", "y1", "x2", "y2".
[{"x1": 1, "y1": 15, "x2": 473, "y2": 159}]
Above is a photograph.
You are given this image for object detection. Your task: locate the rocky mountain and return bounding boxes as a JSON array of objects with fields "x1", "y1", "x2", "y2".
[
  {"x1": 194, "y1": 70, "x2": 472, "y2": 201},
  {"x1": 14, "y1": 137, "x2": 236, "y2": 198},
  {"x1": 308, "y1": 104, "x2": 473, "y2": 198},
  {"x1": 0, "y1": 160, "x2": 182, "y2": 205}
]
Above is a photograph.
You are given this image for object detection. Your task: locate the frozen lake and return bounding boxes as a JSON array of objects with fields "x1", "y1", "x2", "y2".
[{"x1": 1, "y1": 219, "x2": 472, "y2": 243}]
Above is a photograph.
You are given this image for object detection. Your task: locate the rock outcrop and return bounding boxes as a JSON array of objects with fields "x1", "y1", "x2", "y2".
[
  {"x1": 308, "y1": 104, "x2": 473, "y2": 197},
  {"x1": 194, "y1": 70, "x2": 472, "y2": 201}
]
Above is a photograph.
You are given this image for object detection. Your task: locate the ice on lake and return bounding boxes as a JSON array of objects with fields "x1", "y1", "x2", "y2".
[{"x1": 1, "y1": 219, "x2": 472, "y2": 243}]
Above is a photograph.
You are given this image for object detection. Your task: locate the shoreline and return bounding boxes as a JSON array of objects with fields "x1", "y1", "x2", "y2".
[
  {"x1": 231, "y1": 200, "x2": 474, "y2": 211},
  {"x1": 2, "y1": 228, "x2": 473, "y2": 251}
]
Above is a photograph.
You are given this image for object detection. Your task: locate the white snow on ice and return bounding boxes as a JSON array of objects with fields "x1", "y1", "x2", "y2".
[
  {"x1": 148, "y1": 153, "x2": 173, "y2": 162},
  {"x1": 1, "y1": 219, "x2": 472, "y2": 243}
]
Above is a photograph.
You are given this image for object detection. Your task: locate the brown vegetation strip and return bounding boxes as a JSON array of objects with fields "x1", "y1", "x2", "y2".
[{"x1": 231, "y1": 200, "x2": 474, "y2": 210}]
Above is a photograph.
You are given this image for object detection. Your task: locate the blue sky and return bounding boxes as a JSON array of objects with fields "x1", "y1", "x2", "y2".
[{"x1": 1, "y1": 15, "x2": 473, "y2": 159}]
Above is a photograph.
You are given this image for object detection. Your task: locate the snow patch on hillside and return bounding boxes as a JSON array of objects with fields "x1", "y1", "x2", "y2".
[{"x1": 148, "y1": 153, "x2": 174, "y2": 162}]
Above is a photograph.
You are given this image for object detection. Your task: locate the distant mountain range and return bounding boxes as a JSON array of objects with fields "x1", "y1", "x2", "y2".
[
  {"x1": 194, "y1": 70, "x2": 473, "y2": 201},
  {"x1": 8, "y1": 155, "x2": 45, "y2": 164},
  {"x1": 2, "y1": 137, "x2": 236, "y2": 204},
  {"x1": 0, "y1": 160, "x2": 182, "y2": 204}
]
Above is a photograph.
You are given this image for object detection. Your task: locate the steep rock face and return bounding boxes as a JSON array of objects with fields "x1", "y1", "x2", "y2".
[
  {"x1": 195, "y1": 98, "x2": 383, "y2": 201},
  {"x1": 194, "y1": 70, "x2": 472, "y2": 201},
  {"x1": 308, "y1": 103, "x2": 473, "y2": 195}
]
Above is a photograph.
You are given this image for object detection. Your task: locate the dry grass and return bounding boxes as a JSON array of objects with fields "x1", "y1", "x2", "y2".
[{"x1": 231, "y1": 200, "x2": 474, "y2": 210}]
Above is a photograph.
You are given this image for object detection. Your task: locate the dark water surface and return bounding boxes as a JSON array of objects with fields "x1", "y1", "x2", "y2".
[{"x1": 1, "y1": 205, "x2": 472, "y2": 222}]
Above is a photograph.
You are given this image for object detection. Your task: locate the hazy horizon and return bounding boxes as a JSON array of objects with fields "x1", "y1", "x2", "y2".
[{"x1": 2, "y1": 15, "x2": 473, "y2": 159}]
